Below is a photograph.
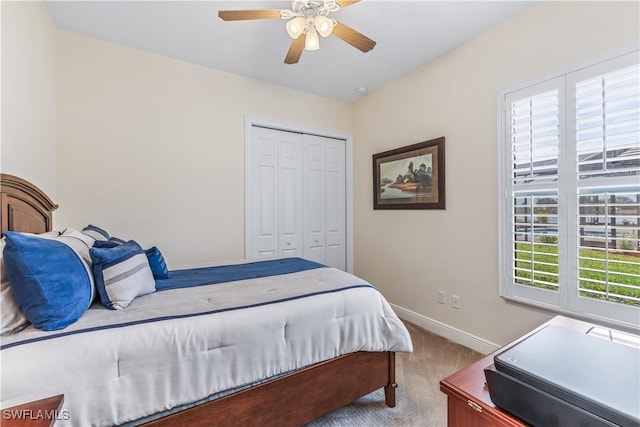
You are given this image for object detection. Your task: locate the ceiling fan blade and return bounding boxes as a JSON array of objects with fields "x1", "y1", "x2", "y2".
[
  {"x1": 218, "y1": 10, "x2": 282, "y2": 21},
  {"x1": 336, "y1": 0, "x2": 361, "y2": 8},
  {"x1": 284, "y1": 34, "x2": 306, "y2": 64},
  {"x1": 332, "y1": 22, "x2": 376, "y2": 53}
]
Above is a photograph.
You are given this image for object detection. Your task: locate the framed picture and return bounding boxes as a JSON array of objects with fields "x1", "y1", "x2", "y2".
[{"x1": 373, "y1": 137, "x2": 445, "y2": 210}]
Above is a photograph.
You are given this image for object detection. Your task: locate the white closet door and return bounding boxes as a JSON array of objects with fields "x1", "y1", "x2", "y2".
[
  {"x1": 324, "y1": 138, "x2": 346, "y2": 270},
  {"x1": 249, "y1": 127, "x2": 303, "y2": 258},
  {"x1": 278, "y1": 131, "x2": 304, "y2": 257},
  {"x1": 303, "y1": 135, "x2": 326, "y2": 264},
  {"x1": 248, "y1": 125, "x2": 346, "y2": 270},
  {"x1": 250, "y1": 127, "x2": 279, "y2": 258},
  {"x1": 303, "y1": 134, "x2": 346, "y2": 269}
]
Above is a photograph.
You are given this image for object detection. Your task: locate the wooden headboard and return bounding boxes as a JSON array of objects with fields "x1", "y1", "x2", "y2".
[{"x1": 0, "y1": 174, "x2": 58, "y2": 234}]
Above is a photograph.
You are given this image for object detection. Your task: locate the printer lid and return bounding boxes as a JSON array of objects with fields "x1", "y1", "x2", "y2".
[{"x1": 494, "y1": 324, "x2": 640, "y2": 425}]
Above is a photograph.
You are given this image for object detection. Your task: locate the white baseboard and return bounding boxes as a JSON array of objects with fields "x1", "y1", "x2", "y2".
[{"x1": 391, "y1": 304, "x2": 501, "y2": 355}]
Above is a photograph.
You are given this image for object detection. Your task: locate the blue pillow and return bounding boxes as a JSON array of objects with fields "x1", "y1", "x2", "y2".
[
  {"x1": 145, "y1": 247, "x2": 169, "y2": 280},
  {"x1": 90, "y1": 241, "x2": 156, "y2": 309},
  {"x1": 3, "y1": 232, "x2": 93, "y2": 331},
  {"x1": 93, "y1": 240, "x2": 121, "y2": 249},
  {"x1": 93, "y1": 237, "x2": 127, "y2": 248}
]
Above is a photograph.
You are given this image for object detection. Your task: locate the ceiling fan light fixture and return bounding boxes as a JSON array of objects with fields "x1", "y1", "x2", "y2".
[
  {"x1": 305, "y1": 26, "x2": 320, "y2": 50},
  {"x1": 218, "y1": 0, "x2": 376, "y2": 65},
  {"x1": 313, "y1": 15, "x2": 335, "y2": 37},
  {"x1": 286, "y1": 16, "x2": 306, "y2": 39}
]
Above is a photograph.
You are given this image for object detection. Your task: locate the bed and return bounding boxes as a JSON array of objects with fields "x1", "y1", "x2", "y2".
[{"x1": 0, "y1": 173, "x2": 413, "y2": 426}]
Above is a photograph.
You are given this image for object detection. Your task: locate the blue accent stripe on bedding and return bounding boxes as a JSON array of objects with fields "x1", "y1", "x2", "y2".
[
  {"x1": 155, "y1": 257, "x2": 326, "y2": 292},
  {"x1": 0, "y1": 284, "x2": 372, "y2": 350}
]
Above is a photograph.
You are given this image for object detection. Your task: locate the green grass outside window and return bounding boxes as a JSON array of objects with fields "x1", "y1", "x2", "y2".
[{"x1": 514, "y1": 242, "x2": 640, "y2": 306}]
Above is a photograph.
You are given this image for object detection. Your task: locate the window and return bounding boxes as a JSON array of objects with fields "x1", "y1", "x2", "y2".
[{"x1": 499, "y1": 50, "x2": 640, "y2": 328}]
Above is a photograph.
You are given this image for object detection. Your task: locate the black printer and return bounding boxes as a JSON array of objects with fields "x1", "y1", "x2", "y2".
[{"x1": 484, "y1": 324, "x2": 640, "y2": 427}]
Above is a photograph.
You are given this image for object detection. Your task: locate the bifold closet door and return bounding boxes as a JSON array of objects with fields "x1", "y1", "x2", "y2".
[
  {"x1": 249, "y1": 126, "x2": 303, "y2": 258},
  {"x1": 303, "y1": 134, "x2": 346, "y2": 270},
  {"x1": 324, "y1": 138, "x2": 346, "y2": 271}
]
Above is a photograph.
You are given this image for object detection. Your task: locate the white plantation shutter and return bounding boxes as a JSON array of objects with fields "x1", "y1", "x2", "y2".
[
  {"x1": 512, "y1": 190, "x2": 560, "y2": 290},
  {"x1": 568, "y1": 53, "x2": 640, "y2": 323},
  {"x1": 575, "y1": 64, "x2": 640, "y2": 180},
  {"x1": 577, "y1": 188, "x2": 640, "y2": 305},
  {"x1": 511, "y1": 90, "x2": 560, "y2": 185},
  {"x1": 504, "y1": 78, "x2": 564, "y2": 307},
  {"x1": 501, "y1": 50, "x2": 640, "y2": 327}
]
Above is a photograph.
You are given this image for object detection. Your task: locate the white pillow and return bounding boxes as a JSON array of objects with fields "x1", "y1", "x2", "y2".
[
  {"x1": 54, "y1": 228, "x2": 97, "y2": 301},
  {"x1": 1, "y1": 237, "x2": 29, "y2": 334},
  {"x1": 60, "y1": 227, "x2": 96, "y2": 250}
]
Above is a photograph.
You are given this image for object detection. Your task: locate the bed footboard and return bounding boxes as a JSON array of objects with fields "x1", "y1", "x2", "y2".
[{"x1": 142, "y1": 351, "x2": 396, "y2": 427}]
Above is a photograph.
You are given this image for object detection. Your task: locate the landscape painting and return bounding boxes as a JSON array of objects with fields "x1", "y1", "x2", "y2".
[{"x1": 373, "y1": 137, "x2": 445, "y2": 209}]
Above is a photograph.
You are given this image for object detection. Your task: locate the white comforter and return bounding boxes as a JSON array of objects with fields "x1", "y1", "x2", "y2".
[{"x1": 0, "y1": 263, "x2": 412, "y2": 426}]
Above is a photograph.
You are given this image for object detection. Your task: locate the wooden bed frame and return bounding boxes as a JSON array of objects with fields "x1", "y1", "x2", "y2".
[{"x1": 0, "y1": 173, "x2": 398, "y2": 426}]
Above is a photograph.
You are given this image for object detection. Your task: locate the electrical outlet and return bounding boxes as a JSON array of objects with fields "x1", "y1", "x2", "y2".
[
  {"x1": 451, "y1": 295, "x2": 461, "y2": 309},
  {"x1": 437, "y1": 290, "x2": 446, "y2": 304}
]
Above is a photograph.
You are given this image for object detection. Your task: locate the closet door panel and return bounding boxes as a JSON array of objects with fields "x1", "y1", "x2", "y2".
[
  {"x1": 325, "y1": 139, "x2": 346, "y2": 270},
  {"x1": 278, "y1": 133, "x2": 304, "y2": 257},
  {"x1": 250, "y1": 128, "x2": 279, "y2": 258},
  {"x1": 303, "y1": 136, "x2": 326, "y2": 264}
]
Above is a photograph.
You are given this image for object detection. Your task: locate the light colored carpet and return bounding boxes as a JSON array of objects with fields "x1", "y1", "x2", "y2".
[{"x1": 306, "y1": 322, "x2": 484, "y2": 427}]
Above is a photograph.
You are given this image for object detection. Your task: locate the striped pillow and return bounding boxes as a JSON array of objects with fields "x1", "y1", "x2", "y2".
[
  {"x1": 60, "y1": 227, "x2": 96, "y2": 250},
  {"x1": 82, "y1": 224, "x2": 110, "y2": 241},
  {"x1": 90, "y1": 241, "x2": 156, "y2": 309}
]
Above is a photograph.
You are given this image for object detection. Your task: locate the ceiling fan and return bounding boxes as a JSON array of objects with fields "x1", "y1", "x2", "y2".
[{"x1": 218, "y1": 0, "x2": 376, "y2": 64}]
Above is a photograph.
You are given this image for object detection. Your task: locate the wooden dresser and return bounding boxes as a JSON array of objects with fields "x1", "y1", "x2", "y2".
[{"x1": 440, "y1": 315, "x2": 599, "y2": 427}]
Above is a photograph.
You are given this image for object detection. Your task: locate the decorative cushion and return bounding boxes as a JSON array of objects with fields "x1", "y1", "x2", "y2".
[
  {"x1": 0, "y1": 238, "x2": 29, "y2": 335},
  {"x1": 61, "y1": 227, "x2": 95, "y2": 248},
  {"x1": 2, "y1": 232, "x2": 94, "y2": 331},
  {"x1": 90, "y1": 241, "x2": 156, "y2": 310},
  {"x1": 55, "y1": 228, "x2": 97, "y2": 302},
  {"x1": 92, "y1": 237, "x2": 126, "y2": 249},
  {"x1": 82, "y1": 224, "x2": 110, "y2": 241},
  {"x1": 145, "y1": 247, "x2": 169, "y2": 280},
  {"x1": 93, "y1": 240, "x2": 121, "y2": 249},
  {"x1": 1, "y1": 231, "x2": 65, "y2": 334},
  {"x1": 34, "y1": 230, "x2": 61, "y2": 238}
]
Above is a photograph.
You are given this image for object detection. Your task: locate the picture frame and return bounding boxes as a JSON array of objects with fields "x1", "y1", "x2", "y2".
[{"x1": 373, "y1": 137, "x2": 445, "y2": 210}]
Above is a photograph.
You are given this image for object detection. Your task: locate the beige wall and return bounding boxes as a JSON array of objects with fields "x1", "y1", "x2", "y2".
[
  {"x1": 56, "y1": 31, "x2": 352, "y2": 267},
  {"x1": 352, "y1": 1, "x2": 640, "y2": 345},
  {"x1": 5, "y1": 1, "x2": 638, "y2": 347},
  {"x1": 1, "y1": 1, "x2": 57, "y2": 199}
]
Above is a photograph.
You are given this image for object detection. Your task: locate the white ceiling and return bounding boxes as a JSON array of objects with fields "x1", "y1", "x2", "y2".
[{"x1": 44, "y1": 1, "x2": 534, "y2": 103}]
